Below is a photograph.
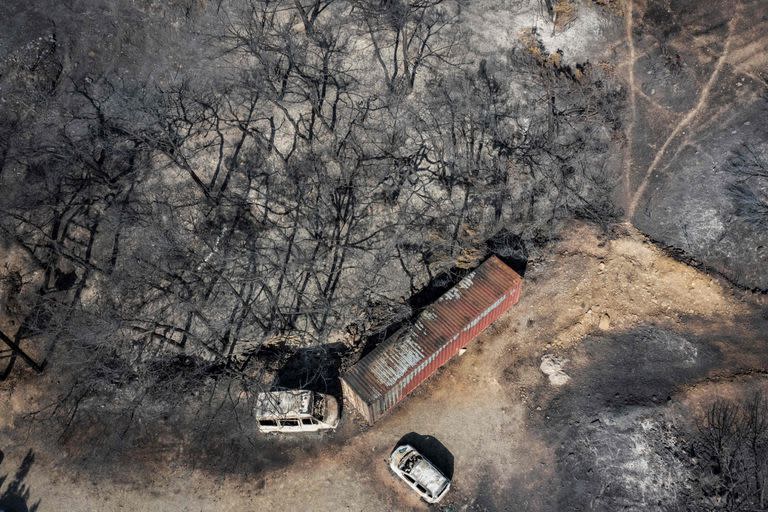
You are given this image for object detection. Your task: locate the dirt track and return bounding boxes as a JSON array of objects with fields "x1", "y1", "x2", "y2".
[{"x1": 2, "y1": 222, "x2": 766, "y2": 511}]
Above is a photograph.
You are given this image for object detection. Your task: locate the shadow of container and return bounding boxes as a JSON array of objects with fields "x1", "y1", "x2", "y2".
[
  {"x1": 393, "y1": 432, "x2": 454, "y2": 480},
  {"x1": 273, "y1": 342, "x2": 347, "y2": 400},
  {"x1": 486, "y1": 229, "x2": 528, "y2": 277}
]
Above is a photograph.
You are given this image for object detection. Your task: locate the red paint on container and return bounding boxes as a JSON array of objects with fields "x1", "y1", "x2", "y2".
[{"x1": 341, "y1": 256, "x2": 523, "y2": 424}]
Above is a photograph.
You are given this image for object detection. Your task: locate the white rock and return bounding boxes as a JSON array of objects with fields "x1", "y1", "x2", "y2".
[{"x1": 540, "y1": 354, "x2": 570, "y2": 386}]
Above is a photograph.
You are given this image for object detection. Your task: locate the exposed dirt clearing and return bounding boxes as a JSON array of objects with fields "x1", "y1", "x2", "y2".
[
  {"x1": 531, "y1": 224, "x2": 742, "y2": 352},
  {"x1": 2, "y1": 221, "x2": 763, "y2": 511}
]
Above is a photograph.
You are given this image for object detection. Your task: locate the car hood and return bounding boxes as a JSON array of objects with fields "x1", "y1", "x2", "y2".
[{"x1": 323, "y1": 395, "x2": 339, "y2": 426}]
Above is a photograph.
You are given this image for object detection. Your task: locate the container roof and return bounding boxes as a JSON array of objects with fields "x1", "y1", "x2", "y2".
[{"x1": 342, "y1": 256, "x2": 522, "y2": 404}]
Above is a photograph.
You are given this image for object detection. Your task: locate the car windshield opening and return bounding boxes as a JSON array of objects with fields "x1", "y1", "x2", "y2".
[
  {"x1": 312, "y1": 395, "x2": 325, "y2": 420},
  {"x1": 400, "y1": 454, "x2": 421, "y2": 473}
]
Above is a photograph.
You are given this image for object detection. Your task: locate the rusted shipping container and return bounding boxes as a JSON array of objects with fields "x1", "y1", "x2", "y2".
[{"x1": 341, "y1": 256, "x2": 523, "y2": 424}]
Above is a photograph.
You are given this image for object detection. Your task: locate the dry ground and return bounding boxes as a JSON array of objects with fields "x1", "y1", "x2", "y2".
[
  {"x1": 2, "y1": 221, "x2": 766, "y2": 511},
  {"x1": 3, "y1": 1, "x2": 768, "y2": 509}
]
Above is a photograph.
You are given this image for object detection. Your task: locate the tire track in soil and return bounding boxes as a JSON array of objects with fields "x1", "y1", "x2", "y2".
[
  {"x1": 622, "y1": 0, "x2": 637, "y2": 213},
  {"x1": 626, "y1": 2, "x2": 742, "y2": 220}
]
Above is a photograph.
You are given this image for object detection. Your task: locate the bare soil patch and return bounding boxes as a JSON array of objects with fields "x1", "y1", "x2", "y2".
[{"x1": 2, "y1": 222, "x2": 766, "y2": 510}]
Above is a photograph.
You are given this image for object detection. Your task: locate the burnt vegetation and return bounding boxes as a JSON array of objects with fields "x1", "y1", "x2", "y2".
[
  {"x1": 684, "y1": 392, "x2": 768, "y2": 511},
  {"x1": 725, "y1": 144, "x2": 768, "y2": 229},
  {"x1": 0, "y1": 0, "x2": 622, "y2": 459}
]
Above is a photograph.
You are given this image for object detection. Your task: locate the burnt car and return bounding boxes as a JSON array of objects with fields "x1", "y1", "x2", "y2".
[
  {"x1": 252, "y1": 390, "x2": 339, "y2": 433},
  {"x1": 389, "y1": 444, "x2": 451, "y2": 503}
]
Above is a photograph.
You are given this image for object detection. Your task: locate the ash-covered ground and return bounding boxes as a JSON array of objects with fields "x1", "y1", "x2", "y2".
[
  {"x1": 625, "y1": 0, "x2": 768, "y2": 290},
  {"x1": 1, "y1": 0, "x2": 768, "y2": 511}
]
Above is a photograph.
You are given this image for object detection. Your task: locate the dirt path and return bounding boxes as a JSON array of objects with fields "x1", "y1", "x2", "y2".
[
  {"x1": 622, "y1": 0, "x2": 637, "y2": 209},
  {"x1": 2, "y1": 223, "x2": 761, "y2": 511},
  {"x1": 626, "y1": 2, "x2": 742, "y2": 218}
]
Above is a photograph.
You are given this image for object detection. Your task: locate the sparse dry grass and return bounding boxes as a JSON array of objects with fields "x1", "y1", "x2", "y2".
[
  {"x1": 519, "y1": 29, "x2": 547, "y2": 63},
  {"x1": 554, "y1": 0, "x2": 578, "y2": 31},
  {"x1": 548, "y1": 50, "x2": 562, "y2": 67},
  {"x1": 593, "y1": 0, "x2": 625, "y2": 16},
  {"x1": 456, "y1": 247, "x2": 484, "y2": 269},
  {"x1": 518, "y1": 30, "x2": 587, "y2": 82}
]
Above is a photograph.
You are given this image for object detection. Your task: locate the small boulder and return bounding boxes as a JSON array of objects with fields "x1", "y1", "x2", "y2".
[
  {"x1": 598, "y1": 312, "x2": 611, "y2": 330},
  {"x1": 540, "y1": 354, "x2": 570, "y2": 386}
]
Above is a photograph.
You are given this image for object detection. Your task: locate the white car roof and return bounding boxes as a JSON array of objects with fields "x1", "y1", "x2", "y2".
[
  {"x1": 409, "y1": 457, "x2": 449, "y2": 496},
  {"x1": 254, "y1": 390, "x2": 313, "y2": 418}
]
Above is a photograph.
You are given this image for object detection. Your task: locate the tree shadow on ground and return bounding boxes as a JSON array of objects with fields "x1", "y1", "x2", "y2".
[
  {"x1": 0, "y1": 449, "x2": 40, "y2": 512},
  {"x1": 393, "y1": 432, "x2": 454, "y2": 479},
  {"x1": 486, "y1": 229, "x2": 528, "y2": 277}
]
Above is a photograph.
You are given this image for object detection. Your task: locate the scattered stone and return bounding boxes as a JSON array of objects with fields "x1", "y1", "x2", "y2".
[
  {"x1": 540, "y1": 354, "x2": 571, "y2": 386},
  {"x1": 598, "y1": 312, "x2": 611, "y2": 330}
]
